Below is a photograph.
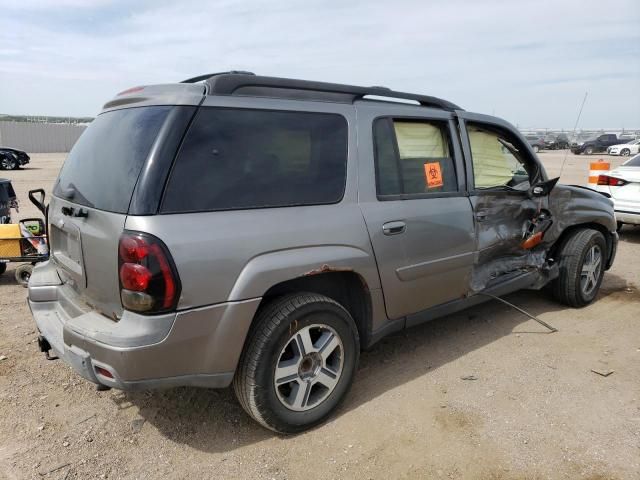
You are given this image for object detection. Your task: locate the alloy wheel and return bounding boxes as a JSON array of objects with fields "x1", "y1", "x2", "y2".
[
  {"x1": 580, "y1": 245, "x2": 602, "y2": 296},
  {"x1": 274, "y1": 324, "x2": 344, "y2": 412}
]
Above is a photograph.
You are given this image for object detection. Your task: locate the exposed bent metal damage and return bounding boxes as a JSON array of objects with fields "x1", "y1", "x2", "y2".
[
  {"x1": 470, "y1": 205, "x2": 554, "y2": 292},
  {"x1": 303, "y1": 264, "x2": 354, "y2": 276},
  {"x1": 470, "y1": 248, "x2": 547, "y2": 292}
]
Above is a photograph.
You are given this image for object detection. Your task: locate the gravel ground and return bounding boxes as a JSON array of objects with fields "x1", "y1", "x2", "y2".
[{"x1": 0, "y1": 151, "x2": 638, "y2": 480}]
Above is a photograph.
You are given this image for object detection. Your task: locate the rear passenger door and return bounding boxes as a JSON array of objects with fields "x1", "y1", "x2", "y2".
[{"x1": 356, "y1": 102, "x2": 476, "y2": 321}]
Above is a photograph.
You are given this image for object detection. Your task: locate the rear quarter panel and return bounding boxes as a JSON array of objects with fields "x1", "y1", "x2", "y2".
[{"x1": 125, "y1": 204, "x2": 379, "y2": 309}]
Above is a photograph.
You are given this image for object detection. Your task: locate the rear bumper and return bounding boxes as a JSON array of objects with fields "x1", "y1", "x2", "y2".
[{"x1": 28, "y1": 261, "x2": 260, "y2": 390}]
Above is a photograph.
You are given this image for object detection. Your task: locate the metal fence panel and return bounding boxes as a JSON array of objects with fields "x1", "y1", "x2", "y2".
[{"x1": 0, "y1": 121, "x2": 86, "y2": 153}]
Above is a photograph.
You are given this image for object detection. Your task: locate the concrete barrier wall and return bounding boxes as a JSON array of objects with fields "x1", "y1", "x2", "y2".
[{"x1": 0, "y1": 121, "x2": 87, "y2": 153}]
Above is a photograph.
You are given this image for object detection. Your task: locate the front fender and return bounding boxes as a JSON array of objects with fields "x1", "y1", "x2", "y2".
[
  {"x1": 546, "y1": 184, "x2": 616, "y2": 242},
  {"x1": 227, "y1": 245, "x2": 379, "y2": 301}
]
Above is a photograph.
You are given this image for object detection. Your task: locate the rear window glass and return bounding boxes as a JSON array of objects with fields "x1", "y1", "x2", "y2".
[
  {"x1": 161, "y1": 108, "x2": 348, "y2": 213},
  {"x1": 54, "y1": 106, "x2": 171, "y2": 213}
]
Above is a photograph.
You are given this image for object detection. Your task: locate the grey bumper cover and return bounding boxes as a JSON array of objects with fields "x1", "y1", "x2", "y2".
[{"x1": 28, "y1": 262, "x2": 260, "y2": 390}]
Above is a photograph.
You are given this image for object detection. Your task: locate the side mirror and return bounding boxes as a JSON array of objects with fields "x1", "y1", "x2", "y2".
[{"x1": 529, "y1": 177, "x2": 559, "y2": 198}]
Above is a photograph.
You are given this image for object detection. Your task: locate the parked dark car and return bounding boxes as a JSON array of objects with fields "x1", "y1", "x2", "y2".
[
  {"x1": 0, "y1": 147, "x2": 30, "y2": 170},
  {"x1": 544, "y1": 134, "x2": 570, "y2": 150},
  {"x1": 524, "y1": 135, "x2": 545, "y2": 153},
  {"x1": 571, "y1": 134, "x2": 621, "y2": 155}
]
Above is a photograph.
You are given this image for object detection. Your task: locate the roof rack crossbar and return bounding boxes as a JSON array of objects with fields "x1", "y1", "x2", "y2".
[{"x1": 189, "y1": 73, "x2": 462, "y2": 111}]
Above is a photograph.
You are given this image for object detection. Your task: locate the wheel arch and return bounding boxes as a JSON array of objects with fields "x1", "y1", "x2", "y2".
[
  {"x1": 256, "y1": 271, "x2": 373, "y2": 350},
  {"x1": 548, "y1": 222, "x2": 613, "y2": 269}
]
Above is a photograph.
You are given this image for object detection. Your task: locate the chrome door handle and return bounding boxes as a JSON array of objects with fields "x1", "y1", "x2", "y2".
[{"x1": 382, "y1": 221, "x2": 406, "y2": 236}]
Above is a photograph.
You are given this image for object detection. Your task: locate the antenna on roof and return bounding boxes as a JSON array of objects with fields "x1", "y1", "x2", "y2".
[{"x1": 559, "y1": 91, "x2": 588, "y2": 179}]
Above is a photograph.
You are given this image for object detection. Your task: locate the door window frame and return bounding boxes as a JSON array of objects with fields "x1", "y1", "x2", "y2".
[
  {"x1": 457, "y1": 115, "x2": 545, "y2": 196},
  {"x1": 372, "y1": 115, "x2": 467, "y2": 201}
]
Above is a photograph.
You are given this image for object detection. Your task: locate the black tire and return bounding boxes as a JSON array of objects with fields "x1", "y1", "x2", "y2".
[
  {"x1": 585, "y1": 146, "x2": 594, "y2": 155},
  {"x1": 14, "y1": 264, "x2": 33, "y2": 286},
  {"x1": 0, "y1": 156, "x2": 17, "y2": 170},
  {"x1": 620, "y1": 149, "x2": 630, "y2": 156},
  {"x1": 0, "y1": 263, "x2": 6, "y2": 275},
  {"x1": 233, "y1": 293, "x2": 360, "y2": 434},
  {"x1": 616, "y1": 221, "x2": 624, "y2": 233},
  {"x1": 553, "y1": 229, "x2": 607, "y2": 308}
]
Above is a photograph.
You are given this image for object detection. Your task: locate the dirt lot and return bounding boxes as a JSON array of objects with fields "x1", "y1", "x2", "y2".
[{"x1": 0, "y1": 151, "x2": 638, "y2": 480}]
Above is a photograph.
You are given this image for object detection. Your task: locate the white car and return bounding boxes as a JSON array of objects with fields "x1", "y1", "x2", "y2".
[
  {"x1": 607, "y1": 139, "x2": 640, "y2": 156},
  {"x1": 595, "y1": 153, "x2": 640, "y2": 230}
]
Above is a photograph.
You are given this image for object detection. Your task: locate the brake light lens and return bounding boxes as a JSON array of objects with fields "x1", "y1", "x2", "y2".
[
  {"x1": 597, "y1": 175, "x2": 628, "y2": 187},
  {"x1": 118, "y1": 232, "x2": 181, "y2": 313},
  {"x1": 119, "y1": 236, "x2": 149, "y2": 263},
  {"x1": 120, "y1": 263, "x2": 152, "y2": 291}
]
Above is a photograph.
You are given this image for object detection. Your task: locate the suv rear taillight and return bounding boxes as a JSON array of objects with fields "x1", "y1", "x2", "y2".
[
  {"x1": 118, "y1": 232, "x2": 181, "y2": 314},
  {"x1": 597, "y1": 175, "x2": 629, "y2": 187}
]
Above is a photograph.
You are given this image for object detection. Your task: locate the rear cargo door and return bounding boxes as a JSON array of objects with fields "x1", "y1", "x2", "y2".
[{"x1": 49, "y1": 106, "x2": 173, "y2": 319}]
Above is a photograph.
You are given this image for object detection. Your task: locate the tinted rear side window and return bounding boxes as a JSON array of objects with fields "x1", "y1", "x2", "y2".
[
  {"x1": 161, "y1": 108, "x2": 348, "y2": 213},
  {"x1": 54, "y1": 106, "x2": 171, "y2": 213}
]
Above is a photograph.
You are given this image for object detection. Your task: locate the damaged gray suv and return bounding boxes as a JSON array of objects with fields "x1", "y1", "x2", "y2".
[{"x1": 29, "y1": 72, "x2": 617, "y2": 433}]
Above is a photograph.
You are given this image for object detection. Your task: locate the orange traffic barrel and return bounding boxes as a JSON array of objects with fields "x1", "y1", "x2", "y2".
[{"x1": 588, "y1": 159, "x2": 610, "y2": 187}]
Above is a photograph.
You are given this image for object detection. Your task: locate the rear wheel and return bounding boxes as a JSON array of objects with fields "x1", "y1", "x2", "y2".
[
  {"x1": 233, "y1": 293, "x2": 359, "y2": 434},
  {"x1": 553, "y1": 229, "x2": 606, "y2": 307},
  {"x1": 0, "y1": 263, "x2": 6, "y2": 275},
  {"x1": 15, "y1": 264, "x2": 33, "y2": 286}
]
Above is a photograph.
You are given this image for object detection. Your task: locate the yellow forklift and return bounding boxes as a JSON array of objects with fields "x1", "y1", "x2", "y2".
[{"x1": 0, "y1": 180, "x2": 48, "y2": 285}]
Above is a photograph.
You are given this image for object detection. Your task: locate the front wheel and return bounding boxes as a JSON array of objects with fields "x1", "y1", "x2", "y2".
[
  {"x1": 585, "y1": 146, "x2": 594, "y2": 155},
  {"x1": 620, "y1": 149, "x2": 630, "y2": 156},
  {"x1": 234, "y1": 293, "x2": 360, "y2": 434},
  {"x1": 553, "y1": 229, "x2": 606, "y2": 307},
  {"x1": 0, "y1": 263, "x2": 6, "y2": 275}
]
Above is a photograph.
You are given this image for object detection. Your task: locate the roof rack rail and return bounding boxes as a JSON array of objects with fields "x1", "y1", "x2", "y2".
[
  {"x1": 181, "y1": 71, "x2": 255, "y2": 84},
  {"x1": 194, "y1": 73, "x2": 461, "y2": 111}
]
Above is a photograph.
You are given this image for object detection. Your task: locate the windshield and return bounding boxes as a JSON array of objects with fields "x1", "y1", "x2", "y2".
[
  {"x1": 625, "y1": 139, "x2": 639, "y2": 144},
  {"x1": 54, "y1": 106, "x2": 171, "y2": 213}
]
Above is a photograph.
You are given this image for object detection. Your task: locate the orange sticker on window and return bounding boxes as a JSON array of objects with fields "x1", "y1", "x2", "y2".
[{"x1": 424, "y1": 162, "x2": 443, "y2": 188}]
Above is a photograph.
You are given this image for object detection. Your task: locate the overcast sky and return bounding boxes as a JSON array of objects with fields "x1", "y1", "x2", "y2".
[{"x1": 1, "y1": 0, "x2": 638, "y2": 129}]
